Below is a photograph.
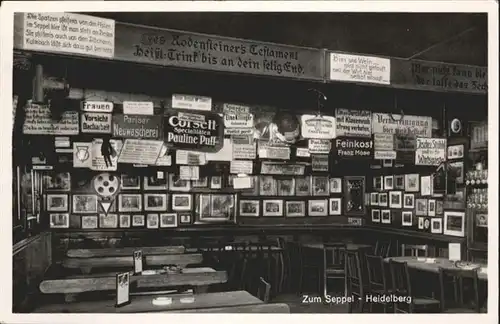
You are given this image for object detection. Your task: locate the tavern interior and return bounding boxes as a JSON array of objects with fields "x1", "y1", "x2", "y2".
[{"x1": 12, "y1": 12, "x2": 489, "y2": 314}]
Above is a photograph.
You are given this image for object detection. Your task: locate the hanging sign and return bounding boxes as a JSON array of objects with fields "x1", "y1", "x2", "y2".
[
  {"x1": 164, "y1": 109, "x2": 224, "y2": 152},
  {"x1": 91, "y1": 139, "x2": 122, "y2": 171},
  {"x1": 118, "y1": 139, "x2": 163, "y2": 165},
  {"x1": 112, "y1": 114, "x2": 162, "y2": 139},
  {"x1": 374, "y1": 150, "x2": 397, "y2": 160},
  {"x1": 329, "y1": 52, "x2": 390, "y2": 85},
  {"x1": 179, "y1": 165, "x2": 200, "y2": 180},
  {"x1": 230, "y1": 160, "x2": 253, "y2": 174},
  {"x1": 176, "y1": 150, "x2": 207, "y2": 165},
  {"x1": 258, "y1": 141, "x2": 291, "y2": 160},
  {"x1": 17, "y1": 12, "x2": 115, "y2": 58},
  {"x1": 232, "y1": 135, "x2": 257, "y2": 159},
  {"x1": 81, "y1": 112, "x2": 112, "y2": 133},
  {"x1": 312, "y1": 155, "x2": 329, "y2": 171},
  {"x1": 225, "y1": 128, "x2": 254, "y2": 136},
  {"x1": 55, "y1": 136, "x2": 70, "y2": 148},
  {"x1": 300, "y1": 115, "x2": 336, "y2": 139},
  {"x1": 334, "y1": 137, "x2": 373, "y2": 158},
  {"x1": 372, "y1": 113, "x2": 432, "y2": 138},
  {"x1": 308, "y1": 139, "x2": 331, "y2": 154},
  {"x1": 261, "y1": 162, "x2": 306, "y2": 175},
  {"x1": 223, "y1": 103, "x2": 254, "y2": 128},
  {"x1": 82, "y1": 101, "x2": 114, "y2": 113},
  {"x1": 172, "y1": 94, "x2": 212, "y2": 111},
  {"x1": 335, "y1": 109, "x2": 372, "y2": 137},
  {"x1": 123, "y1": 101, "x2": 154, "y2": 115},
  {"x1": 415, "y1": 138, "x2": 447, "y2": 166},
  {"x1": 296, "y1": 147, "x2": 311, "y2": 158},
  {"x1": 23, "y1": 103, "x2": 79, "y2": 135},
  {"x1": 374, "y1": 133, "x2": 395, "y2": 150}
]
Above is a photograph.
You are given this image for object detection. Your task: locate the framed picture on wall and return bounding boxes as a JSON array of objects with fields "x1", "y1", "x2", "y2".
[
  {"x1": 262, "y1": 200, "x2": 283, "y2": 217},
  {"x1": 416, "y1": 199, "x2": 428, "y2": 216},
  {"x1": 344, "y1": 176, "x2": 366, "y2": 216},
  {"x1": 371, "y1": 209, "x2": 380, "y2": 223},
  {"x1": 239, "y1": 200, "x2": 260, "y2": 217},
  {"x1": 81, "y1": 215, "x2": 98, "y2": 229},
  {"x1": 144, "y1": 194, "x2": 168, "y2": 211},
  {"x1": 418, "y1": 217, "x2": 424, "y2": 230},
  {"x1": 209, "y1": 195, "x2": 235, "y2": 220},
  {"x1": 394, "y1": 175, "x2": 405, "y2": 190},
  {"x1": 381, "y1": 210, "x2": 391, "y2": 224},
  {"x1": 443, "y1": 211, "x2": 465, "y2": 237},
  {"x1": 308, "y1": 199, "x2": 328, "y2": 216},
  {"x1": 370, "y1": 193, "x2": 379, "y2": 206},
  {"x1": 431, "y1": 218, "x2": 443, "y2": 234},
  {"x1": 285, "y1": 201, "x2": 306, "y2": 217},
  {"x1": 378, "y1": 193, "x2": 388, "y2": 207},
  {"x1": 192, "y1": 177, "x2": 208, "y2": 188},
  {"x1": 144, "y1": 175, "x2": 167, "y2": 190},
  {"x1": 382, "y1": 159, "x2": 393, "y2": 168},
  {"x1": 119, "y1": 214, "x2": 131, "y2": 228},
  {"x1": 260, "y1": 176, "x2": 277, "y2": 195},
  {"x1": 329, "y1": 178, "x2": 342, "y2": 194},
  {"x1": 447, "y1": 144, "x2": 464, "y2": 160},
  {"x1": 402, "y1": 211, "x2": 413, "y2": 227},
  {"x1": 373, "y1": 176, "x2": 383, "y2": 191},
  {"x1": 423, "y1": 217, "x2": 431, "y2": 231},
  {"x1": 132, "y1": 214, "x2": 145, "y2": 227},
  {"x1": 329, "y1": 198, "x2": 342, "y2": 216},
  {"x1": 210, "y1": 176, "x2": 222, "y2": 189},
  {"x1": 121, "y1": 175, "x2": 140, "y2": 190},
  {"x1": 118, "y1": 194, "x2": 142, "y2": 213},
  {"x1": 428, "y1": 199, "x2": 436, "y2": 217},
  {"x1": 99, "y1": 214, "x2": 118, "y2": 228},
  {"x1": 172, "y1": 194, "x2": 192, "y2": 211},
  {"x1": 73, "y1": 195, "x2": 98, "y2": 214},
  {"x1": 278, "y1": 178, "x2": 295, "y2": 196},
  {"x1": 403, "y1": 194, "x2": 415, "y2": 209},
  {"x1": 50, "y1": 213, "x2": 69, "y2": 228},
  {"x1": 47, "y1": 194, "x2": 68, "y2": 212},
  {"x1": 312, "y1": 176, "x2": 329, "y2": 196},
  {"x1": 169, "y1": 174, "x2": 191, "y2": 192},
  {"x1": 295, "y1": 177, "x2": 311, "y2": 196},
  {"x1": 405, "y1": 174, "x2": 420, "y2": 192},
  {"x1": 160, "y1": 213, "x2": 178, "y2": 228},
  {"x1": 241, "y1": 176, "x2": 259, "y2": 196},
  {"x1": 420, "y1": 175, "x2": 433, "y2": 196},
  {"x1": 389, "y1": 191, "x2": 402, "y2": 209},
  {"x1": 44, "y1": 172, "x2": 71, "y2": 191},
  {"x1": 180, "y1": 213, "x2": 191, "y2": 224},
  {"x1": 146, "y1": 214, "x2": 159, "y2": 229},
  {"x1": 384, "y1": 176, "x2": 394, "y2": 190}
]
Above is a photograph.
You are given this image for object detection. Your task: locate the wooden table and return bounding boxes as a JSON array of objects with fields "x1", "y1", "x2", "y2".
[
  {"x1": 302, "y1": 243, "x2": 372, "y2": 250},
  {"x1": 385, "y1": 257, "x2": 488, "y2": 281},
  {"x1": 67, "y1": 246, "x2": 185, "y2": 258},
  {"x1": 66, "y1": 267, "x2": 216, "y2": 279},
  {"x1": 34, "y1": 290, "x2": 262, "y2": 313}
]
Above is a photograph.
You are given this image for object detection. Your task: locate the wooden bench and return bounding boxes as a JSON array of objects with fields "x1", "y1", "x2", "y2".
[
  {"x1": 34, "y1": 290, "x2": 261, "y2": 313},
  {"x1": 62, "y1": 253, "x2": 203, "y2": 274},
  {"x1": 174, "y1": 303, "x2": 291, "y2": 313},
  {"x1": 65, "y1": 267, "x2": 216, "y2": 279},
  {"x1": 67, "y1": 246, "x2": 186, "y2": 258}
]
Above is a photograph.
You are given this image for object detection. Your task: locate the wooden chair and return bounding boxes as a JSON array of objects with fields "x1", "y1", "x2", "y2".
[
  {"x1": 365, "y1": 254, "x2": 391, "y2": 313},
  {"x1": 257, "y1": 277, "x2": 271, "y2": 303},
  {"x1": 378, "y1": 241, "x2": 392, "y2": 258},
  {"x1": 438, "y1": 267, "x2": 481, "y2": 313},
  {"x1": 322, "y1": 242, "x2": 346, "y2": 297},
  {"x1": 345, "y1": 250, "x2": 367, "y2": 313},
  {"x1": 299, "y1": 245, "x2": 323, "y2": 295},
  {"x1": 388, "y1": 260, "x2": 440, "y2": 313},
  {"x1": 401, "y1": 244, "x2": 429, "y2": 257}
]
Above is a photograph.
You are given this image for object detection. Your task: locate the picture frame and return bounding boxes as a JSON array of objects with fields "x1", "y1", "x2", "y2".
[
  {"x1": 208, "y1": 194, "x2": 235, "y2": 220},
  {"x1": 389, "y1": 191, "x2": 402, "y2": 209},
  {"x1": 119, "y1": 214, "x2": 131, "y2": 228},
  {"x1": 278, "y1": 178, "x2": 296, "y2": 196},
  {"x1": 329, "y1": 198, "x2": 342, "y2": 216},
  {"x1": 169, "y1": 174, "x2": 191, "y2": 192},
  {"x1": 144, "y1": 175, "x2": 167, "y2": 190},
  {"x1": 44, "y1": 172, "x2": 71, "y2": 191},
  {"x1": 436, "y1": 200, "x2": 444, "y2": 215},
  {"x1": 121, "y1": 175, "x2": 140, "y2": 190},
  {"x1": 49, "y1": 213, "x2": 69, "y2": 228},
  {"x1": 239, "y1": 200, "x2": 260, "y2": 217},
  {"x1": 447, "y1": 144, "x2": 464, "y2": 160},
  {"x1": 381, "y1": 210, "x2": 391, "y2": 224},
  {"x1": 160, "y1": 213, "x2": 178, "y2": 228},
  {"x1": 420, "y1": 175, "x2": 433, "y2": 196},
  {"x1": 210, "y1": 176, "x2": 222, "y2": 189},
  {"x1": 81, "y1": 215, "x2": 98, "y2": 229},
  {"x1": 73, "y1": 194, "x2": 98, "y2": 214},
  {"x1": 405, "y1": 174, "x2": 420, "y2": 192},
  {"x1": 132, "y1": 214, "x2": 145, "y2": 227},
  {"x1": 382, "y1": 159, "x2": 393, "y2": 168},
  {"x1": 295, "y1": 177, "x2": 311, "y2": 196},
  {"x1": 394, "y1": 175, "x2": 405, "y2": 190},
  {"x1": 46, "y1": 194, "x2": 68, "y2": 212},
  {"x1": 146, "y1": 213, "x2": 159, "y2": 229},
  {"x1": 424, "y1": 217, "x2": 431, "y2": 231},
  {"x1": 384, "y1": 176, "x2": 394, "y2": 190},
  {"x1": 371, "y1": 209, "x2": 381, "y2": 223},
  {"x1": 240, "y1": 176, "x2": 259, "y2": 196},
  {"x1": 373, "y1": 176, "x2": 383, "y2": 191},
  {"x1": 192, "y1": 177, "x2": 208, "y2": 188},
  {"x1": 144, "y1": 193, "x2": 168, "y2": 211},
  {"x1": 443, "y1": 211, "x2": 465, "y2": 237},
  {"x1": 370, "y1": 192, "x2": 379, "y2": 206},
  {"x1": 431, "y1": 218, "x2": 443, "y2": 234},
  {"x1": 115, "y1": 272, "x2": 130, "y2": 307},
  {"x1": 428, "y1": 199, "x2": 436, "y2": 217},
  {"x1": 285, "y1": 201, "x2": 306, "y2": 217},
  {"x1": 448, "y1": 161, "x2": 465, "y2": 185},
  {"x1": 262, "y1": 199, "x2": 283, "y2": 217},
  {"x1": 402, "y1": 211, "x2": 413, "y2": 227},
  {"x1": 344, "y1": 176, "x2": 366, "y2": 216},
  {"x1": 415, "y1": 199, "x2": 428, "y2": 216},
  {"x1": 312, "y1": 176, "x2": 329, "y2": 196},
  {"x1": 378, "y1": 193, "x2": 388, "y2": 207},
  {"x1": 329, "y1": 178, "x2": 342, "y2": 194},
  {"x1": 418, "y1": 217, "x2": 424, "y2": 229},
  {"x1": 259, "y1": 176, "x2": 277, "y2": 195},
  {"x1": 118, "y1": 194, "x2": 142, "y2": 213},
  {"x1": 172, "y1": 194, "x2": 192, "y2": 211},
  {"x1": 308, "y1": 199, "x2": 328, "y2": 216},
  {"x1": 179, "y1": 213, "x2": 191, "y2": 224},
  {"x1": 99, "y1": 213, "x2": 118, "y2": 228},
  {"x1": 403, "y1": 194, "x2": 415, "y2": 209}
]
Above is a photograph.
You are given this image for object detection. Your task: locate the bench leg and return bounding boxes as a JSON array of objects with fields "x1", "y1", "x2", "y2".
[{"x1": 64, "y1": 294, "x2": 77, "y2": 303}]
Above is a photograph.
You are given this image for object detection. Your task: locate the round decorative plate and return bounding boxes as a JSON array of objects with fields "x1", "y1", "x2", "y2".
[{"x1": 92, "y1": 173, "x2": 120, "y2": 198}]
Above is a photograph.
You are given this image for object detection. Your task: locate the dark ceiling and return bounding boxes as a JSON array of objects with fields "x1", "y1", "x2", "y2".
[{"x1": 88, "y1": 12, "x2": 487, "y2": 66}]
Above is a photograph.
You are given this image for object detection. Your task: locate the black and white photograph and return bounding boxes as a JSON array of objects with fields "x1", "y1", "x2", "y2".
[{"x1": 4, "y1": 3, "x2": 494, "y2": 318}]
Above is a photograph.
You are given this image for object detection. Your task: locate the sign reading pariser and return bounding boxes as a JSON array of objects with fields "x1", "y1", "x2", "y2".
[
  {"x1": 112, "y1": 114, "x2": 162, "y2": 139},
  {"x1": 164, "y1": 109, "x2": 224, "y2": 153}
]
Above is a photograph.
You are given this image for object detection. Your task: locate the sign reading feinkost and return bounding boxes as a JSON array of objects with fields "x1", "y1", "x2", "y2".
[
  {"x1": 164, "y1": 109, "x2": 224, "y2": 153},
  {"x1": 334, "y1": 137, "x2": 373, "y2": 159},
  {"x1": 112, "y1": 114, "x2": 162, "y2": 139}
]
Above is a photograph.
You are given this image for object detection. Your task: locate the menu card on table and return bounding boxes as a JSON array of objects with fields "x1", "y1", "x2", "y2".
[
  {"x1": 133, "y1": 250, "x2": 143, "y2": 274},
  {"x1": 116, "y1": 272, "x2": 130, "y2": 307},
  {"x1": 448, "y1": 243, "x2": 461, "y2": 261}
]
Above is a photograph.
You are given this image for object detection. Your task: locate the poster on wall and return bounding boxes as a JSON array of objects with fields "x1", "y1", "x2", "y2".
[
  {"x1": 415, "y1": 138, "x2": 447, "y2": 166},
  {"x1": 18, "y1": 12, "x2": 115, "y2": 58},
  {"x1": 372, "y1": 113, "x2": 432, "y2": 138},
  {"x1": 123, "y1": 101, "x2": 154, "y2": 115},
  {"x1": 335, "y1": 109, "x2": 372, "y2": 137},
  {"x1": 301, "y1": 115, "x2": 336, "y2": 139},
  {"x1": 23, "y1": 103, "x2": 79, "y2": 135},
  {"x1": 90, "y1": 139, "x2": 122, "y2": 171},
  {"x1": 329, "y1": 52, "x2": 390, "y2": 85},
  {"x1": 258, "y1": 141, "x2": 291, "y2": 160},
  {"x1": 112, "y1": 114, "x2": 162, "y2": 139},
  {"x1": 118, "y1": 139, "x2": 164, "y2": 165},
  {"x1": 334, "y1": 137, "x2": 373, "y2": 159},
  {"x1": 172, "y1": 94, "x2": 212, "y2": 111},
  {"x1": 232, "y1": 135, "x2": 257, "y2": 159},
  {"x1": 164, "y1": 109, "x2": 224, "y2": 153},
  {"x1": 374, "y1": 133, "x2": 395, "y2": 151},
  {"x1": 223, "y1": 103, "x2": 254, "y2": 128},
  {"x1": 73, "y1": 142, "x2": 92, "y2": 168},
  {"x1": 308, "y1": 139, "x2": 331, "y2": 154},
  {"x1": 81, "y1": 112, "x2": 112, "y2": 133}
]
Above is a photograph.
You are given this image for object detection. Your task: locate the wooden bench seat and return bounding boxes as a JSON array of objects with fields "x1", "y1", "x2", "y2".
[{"x1": 67, "y1": 246, "x2": 186, "y2": 258}]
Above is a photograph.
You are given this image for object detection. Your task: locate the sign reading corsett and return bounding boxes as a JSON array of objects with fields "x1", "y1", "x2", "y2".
[{"x1": 164, "y1": 109, "x2": 224, "y2": 152}]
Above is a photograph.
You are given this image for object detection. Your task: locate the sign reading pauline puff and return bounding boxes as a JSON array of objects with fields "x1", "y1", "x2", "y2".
[{"x1": 164, "y1": 109, "x2": 224, "y2": 153}]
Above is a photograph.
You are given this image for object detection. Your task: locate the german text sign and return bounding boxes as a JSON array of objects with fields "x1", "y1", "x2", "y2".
[
  {"x1": 23, "y1": 103, "x2": 79, "y2": 135},
  {"x1": 372, "y1": 113, "x2": 432, "y2": 138},
  {"x1": 329, "y1": 53, "x2": 390, "y2": 85},
  {"x1": 335, "y1": 109, "x2": 372, "y2": 137},
  {"x1": 81, "y1": 113, "x2": 112, "y2": 134},
  {"x1": 301, "y1": 115, "x2": 336, "y2": 139},
  {"x1": 334, "y1": 137, "x2": 373, "y2": 159},
  {"x1": 112, "y1": 114, "x2": 162, "y2": 139},
  {"x1": 415, "y1": 138, "x2": 447, "y2": 166}
]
